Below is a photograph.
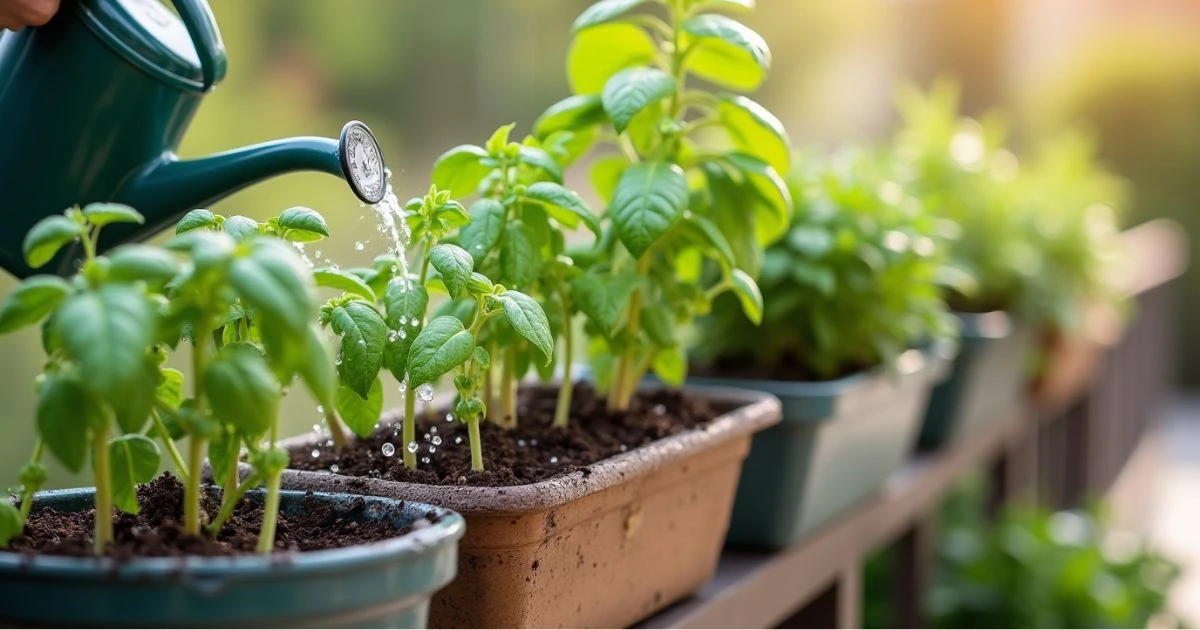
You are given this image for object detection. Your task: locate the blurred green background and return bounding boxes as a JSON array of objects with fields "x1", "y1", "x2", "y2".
[{"x1": 3, "y1": 0, "x2": 1200, "y2": 488}]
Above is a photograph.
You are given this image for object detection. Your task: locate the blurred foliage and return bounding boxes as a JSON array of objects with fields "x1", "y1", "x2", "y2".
[
  {"x1": 864, "y1": 475, "x2": 1185, "y2": 629},
  {"x1": 1026, "y1": 28, "x2": 1200, "y2": 384},
  {"x1": 891, "y1": 78, "x2": 1128, "y2": 335},
  {"x1": 692, "y1": 147, "x2": 956, "y2": 380}
]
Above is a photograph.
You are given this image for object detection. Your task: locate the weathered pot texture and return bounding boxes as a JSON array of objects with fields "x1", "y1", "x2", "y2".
[
  {"x1": 684, "y1": 348, "x2": 949, "y2": 549},
  {"x1": 0, "y1": 488, "x2": 463, "y2": 628},
  {"x1": 919, "y1": 311, "x2": 1034, "y2": 450},
  {"x1": 278, "y1": 386, "x2": 781, "y2": 629}
]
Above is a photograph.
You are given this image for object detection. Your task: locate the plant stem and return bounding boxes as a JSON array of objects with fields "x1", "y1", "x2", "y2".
[
  {"x1": 206, "y1": 472, "x2": 259, "y2": 536},
  {"x1": 185, "y1": 327, "x2": 210, "y2": 536},
  {"x1": 609, "y1": 256, "x2": 652, "y2": 411},
  {"x1": 481, "y1": 353, "x2": 494, "y2": 419},
  {"x1": 256, "y1": 469, "x2": 282, "y2": 554},
  {"x1": 467, "y1": 415, "x2": 484, "y2": 472},
  {"x1": 326, "y1": 410, "x2": 350, "y2": 449},
  {"x1": 151, "y1": 411, "x2": 188, "y2": 483},
  {"x1": 92, "y1": 425, "x2": 113, "y2": 554},
  {"x1": 18, "y1": 439, "x2": 44, "y2": 524},
  {"x1": 497, "y1": 349, "x2": 516, "y2": 428},
  {"x1": 402, "y1": 383, "x2": 417, "y2": 470},
  {"x1": 553, "y1": 300, "x2": 574, "y2": 429}
]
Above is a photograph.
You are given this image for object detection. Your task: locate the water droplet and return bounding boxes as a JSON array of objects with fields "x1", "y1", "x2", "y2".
[
  {"x1": 398, "y1": 315, "x2": 408, "y2": 326},
  {"x1": 430, "y1": 426, "x2": 438, "y2": 434},
  {"x1": 316, "y1": 405, "x2": 325, "y2": 414},
  {"x1": 619, "y1": 444, "x2": 628, "y2": 452},
  {"x1": 398, "y1": 329, "x2": 407, "y2": 340},
  {"x1": 411, "y1": 319, "x2": 419, "y2": 328},
  {"x1": 388, "y1": 330, "x2": 400, "y2": 342},
  {"x1": 382, "y1": 443, "x2": 396, "y2": 457},
  {"x1": 311, "y1": 423, "x2": 321, "y2": 433},
  {"x1": 407, "y1": 441, "x2": 419, "y2": 453},
  {"x1": 330, "y1": 464, "x2": 340, "y2": 473},
  {"x1": 357, "y1": 339, "x2": 366, "y2": 347},
  {"x1": 455, "y1": 436, "x2": 463, "y2": 444},
  {"x1": 550, "y1": 456, "x2": 559, "y2": 464},
  {"x1": 398, "y1": 381, "x2": 407, "y2": 394},
  {"x1": 517, "y1": 439, "x2": 527, "y2": 448},
  {"x1": 324, "y1": 439, "x2": 334, "y2": 447},
  {"x1": 474, "y1": 244, "x2": 483, "y2": 251},
  {"x1": 423, "y1": 433, "x2": 431, "y2": 441},
  {"x1": 421, "y1": 456, "x2": 430, "y2": 464},
  {"x1": 530, "y1": 439, "x2": 538, "y2": 446},
  {"x1": 417, "y1": 384, "x2": 434, "y2": 402},
  {"x1": 429, "y1": 446, "x2": 437, "y2": 454},
  {"x1": 314, "y1": 249, "x2": 323, "y2": 259},
  {"x1": 311, "y1": 449, "x2": 320, "y2": 458},
  {"x1": 445, "y1": 413, "x2": 455, "y2": 422},
  {"x1": 354, "y1": 241, "x2": 365, "y2": 251},
  {"x1": 653, "y1": 404, "x2": 666, "y2": 415},
  {"x1": 432, "y1": 435, "x2": 443, "y2": 445},
  {"x1": 330, "y1": 263, "x2": 340, "y2": 271}
]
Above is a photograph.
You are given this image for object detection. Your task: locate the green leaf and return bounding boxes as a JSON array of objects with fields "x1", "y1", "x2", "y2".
[
  {"x1": 0, "y1": 502, "x2": 20, "y2": 546},
  {"x1": 500, "y1": 226, "x2": 539, "y2": 290},
  {"x1": 690, "y1": 0, "x2": 755, "y2": 11},
  {"x1": 495, "y1": 291, "x2": 554, "y2": 362},
  {"x1": 517, "y1": 145, "x2": 564, "y2": 182},
  {"x1": 653, "y1": 345, "x2": 687, "y2": 386},
  {"x1": 535, "y1": 95, "x2": 606, "y2": 137},
  {"x1": 590, "y1": 156, "x2": 630, "y2": 204},
  {"x1": 573, "y1": 0, "x2": 649, "y2": 31},
  {"x1": 486, "y1": 124, "x2": 516, "y2": 155},
  {"x1": 23, "y1": 216, "x2": 85, "y2": 269},
  {"x1": 82, "y1": 203, "x2": 144, "y2": 227},
  {"x1": 0, "y1": 276, "x2": 71, "y2": 334},
  {"x1": 406, "y1": 316, "x2": 475, "y2": 386},
  {"x1": 682, "y1": 14, "x2": 770, "y2": 91},
  {"x1": 601, "y1": 67, "x2": 676, "y2": 134},
  {"x1": 430, "y1": 244, "x2": 474, "y2": 299},
  {"x1": 37, "y1": 372, "x2": 102, "y2": 473},
  {"x1": 109, "y1": 435, "x2": 160, "y2": 514},
  {"x1": 207, "y1": 428, "x2": 240, "y2": 488},
  {"x1": 222, "y1": 216, "x2": 260, "y2": 242},
  {"x1": 641, "y1": 305, "x2": 675, "y2": 347},
  {"x1": 175, "y1": 209, "x2": 218, "y2": 234},
  {"x1": 110, "y1": 358, "x2": 158, "y2": 434},
  {"x1": 729, "y1": 269, "x2": 763, "y2": 325},
  {"x1": 383, "y1": 278, "x2": 429, "y2": 330},
  {"x1": 329, "y1": 301, "x2": 387, "y2": 398},
  {"x1": 790, "y1": 262, "x2": 836, "y2": 296},
  {"x1": 276, "y1": 207, "x2": 330, "y2": 242},
  {"x1": 431, "y1": 145, "x2": 491, "y2": 197},
  {"x1": 229, "y1": 238, "x2": 315, "y2": 334},
  {"x1": 298, "y1": 323, "x2": 336, "y2": 408},
  {"x1": 156, "y1": 368, "x2": 184, "y2": 410},
  {"x1": 682, "y1": 213, "x2": 736, "y2": 268},
  {"x1": 166, "y1": 230, "x2": 236, "y2": 273},
  {"x1": 524, "y1": 182, "x2": 601, "y2": 236},
  {"x1": 105, "y1": 245, "x2": 181, "y2": 289},
  {"x1": 55, "y1": 285, "x2": 156, "y2": 402},
  {"x1": 787, "y1": 226, "x2": 834, "y2": 258},
  {"x1": 718, "y1": 94, "x2": 791, "y2": 175},
  {"x1": 314, "y1": 267, "x2": 377, "y2": 302},
  {"x1": 571, "y1": 272, "x2": 640, "y2": 335},
  {"x1": 724, "y1": 153, "x2": 793, "y2": 244},
  {"x1": 459, "y1": 199, "x2": 506, "y2": 264},
  {"x1": 337, "y1": 378, "x2": 383, "y2": 438},
  {"x1": 473, "y1": 346, "x2": 492, "y2": 370},
  {"x1": 204, "y1": 344, "x2": 281, "y2": 438},
  {"x1": 610, "y1": 162, "x2": 688, "y2": 258},
  {"x1": 568, "y1": 23, "x2": 659, "y2": 95}
]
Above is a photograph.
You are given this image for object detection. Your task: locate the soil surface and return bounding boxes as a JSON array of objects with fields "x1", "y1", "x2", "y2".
[
  {"x1": 690, "y1": 350, "x2": 873, "y2": 382},
  {"x1": 288, "y1": 383, "x2": 718, "y2": 486},
  {"x1": 4, "y1": 475, "x2": 436, "y2": 559}
]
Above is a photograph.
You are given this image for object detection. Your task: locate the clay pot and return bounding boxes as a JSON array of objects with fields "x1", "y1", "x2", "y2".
[{"x1": 278, "y1": 387, "x2": 780, "y2": 628}]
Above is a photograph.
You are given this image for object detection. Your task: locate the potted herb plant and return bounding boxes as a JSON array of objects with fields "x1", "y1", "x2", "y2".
[
  {"x1": 277, "y1": 0, "x2": 789, "y2": 626},
  {"x1": 687, "y1": 147, "x2": 958, "y2": 548},
  {"x1": 0, "y1": 204, "x2": 463, "y2": 628}
]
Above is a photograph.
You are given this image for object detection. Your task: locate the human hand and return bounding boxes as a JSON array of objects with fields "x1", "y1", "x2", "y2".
[{"x1": 0, "y1": 0, "x2": 60, "y2": 31}]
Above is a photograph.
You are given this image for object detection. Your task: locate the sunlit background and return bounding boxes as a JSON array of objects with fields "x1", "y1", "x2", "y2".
[{"x1": 3, "y1": 0, "x2": 1200, "y2": 617}]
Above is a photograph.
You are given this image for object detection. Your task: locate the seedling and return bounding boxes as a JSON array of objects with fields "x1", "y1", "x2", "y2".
[
  {"x1": 0, "y1": 203, "x2": 334, "y2": 554},
  {"x1": 531, "y1": 0, "x2": 791, "y2": 409},
  {"x1": 432, "y1": 123, "x2": 598, "y2": 428}
]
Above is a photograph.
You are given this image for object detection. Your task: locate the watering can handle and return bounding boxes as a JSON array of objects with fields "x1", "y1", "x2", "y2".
[{"x1": 168, "y1": 0, "x2": 227, "y2": 89}]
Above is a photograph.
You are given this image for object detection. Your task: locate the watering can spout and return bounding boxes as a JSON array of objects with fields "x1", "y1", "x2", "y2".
[{"x1": 118, "y1": 122, "x2": 387, "y2": 244}]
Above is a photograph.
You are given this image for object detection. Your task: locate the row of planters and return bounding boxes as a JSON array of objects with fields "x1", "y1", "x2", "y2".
[{"x1": 0, "y1": 1, "x2": 1128, "y2": 628}]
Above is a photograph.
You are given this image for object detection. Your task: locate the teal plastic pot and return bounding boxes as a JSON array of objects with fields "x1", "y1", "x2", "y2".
[
  {"x1": 918, "y1": 311, "x2": 1034, "y2": 450},
  {"x1": 684, "y1": 348, "x2": 950, "y2": 549},
  {"x1": 0, "y1": 487, "x2": 464, "y2": 628}
]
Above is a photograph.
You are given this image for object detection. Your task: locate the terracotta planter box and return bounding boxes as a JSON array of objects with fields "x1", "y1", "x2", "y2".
[{"x1": 277, "y1": 386, "x2": 781, "y2": 629}]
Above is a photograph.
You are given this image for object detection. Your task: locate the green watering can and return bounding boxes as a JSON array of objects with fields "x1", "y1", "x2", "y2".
[{"x1": 0, "y1": 0, "x2": 388, "y2": 278}]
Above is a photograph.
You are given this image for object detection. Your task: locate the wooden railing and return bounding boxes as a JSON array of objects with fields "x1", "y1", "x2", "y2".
[{"x1": 637, "y1": 219, "x2": 1189, "y2": 629}]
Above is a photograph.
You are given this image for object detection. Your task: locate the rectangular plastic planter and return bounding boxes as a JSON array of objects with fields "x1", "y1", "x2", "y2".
[
  {"x1": 0, "y1": 488, "x2": 463, "y2": 628},
  {"x1": 279, "y1": 387, "x2": 781, "y2": 629},
  {"x1": 918, "y1": 311, "x2": 1034, "y2": 450},
  {"x1": 684, "y1": 348, "x2": 949, "y2": 550}
]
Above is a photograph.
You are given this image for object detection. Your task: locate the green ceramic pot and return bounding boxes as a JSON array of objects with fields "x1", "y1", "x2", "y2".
[
  {"x1": 683, "y1": 347, "x2": 950, "y2": 550},
  {"x1": 918, "y1": 311, "x2": 1034, "y2": 451},
  {"x1": 0, "y1": 487, "x2": 464, "y2": 628}
]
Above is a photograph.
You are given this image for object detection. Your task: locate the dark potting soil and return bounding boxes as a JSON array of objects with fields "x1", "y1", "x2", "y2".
[
  {"x1": 287, "y1": 382, "x2": 718, "y2": 486},
  {"x1": 690, "y1": 350, "x2": 873, "y2": 383},
  {"x1": 3, "y1": 475, "x2": 438, "y2": 559}
]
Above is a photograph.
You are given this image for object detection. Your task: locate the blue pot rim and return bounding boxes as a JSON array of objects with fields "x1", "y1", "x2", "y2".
[{"x1": 0, "y1": 487, "x2": 465, "y2": 578}]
